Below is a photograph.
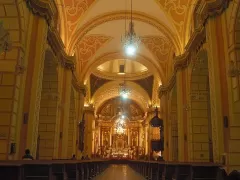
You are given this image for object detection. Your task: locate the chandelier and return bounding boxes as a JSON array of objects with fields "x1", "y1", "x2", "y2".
[
  {"x1": 121, "y1": 0, "x2": 140, "y2": 56},
  {"x1": 119, "y1": 82, "x2": 130, "y2": 99}
]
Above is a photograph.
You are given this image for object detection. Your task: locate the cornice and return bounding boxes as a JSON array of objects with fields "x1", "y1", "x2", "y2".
[
  {"x1": 47, "y1": 27, "x2": 75, "y2": 71},
  {"x1": 195, "y1": 0, "x2": 232, "y2": 27},
  {"x1": 25, "y1": 0, "x2": 58, "y2": 26},
  {"x1": 72, "y1": 74, "x2": 87, "y2": 96}
]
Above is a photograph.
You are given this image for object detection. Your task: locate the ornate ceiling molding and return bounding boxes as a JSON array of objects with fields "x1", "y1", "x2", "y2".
[
  {"x1": 92, "y1": 70, "x2": 153, "y2": 81},
  {"x1": 92, "y1": 81, "x2": 150, "y2": 113},
  {"x1": 67, "y1": 11, "x2": 182, "y2": 54},
  {"x1": 25, "y1": 0, "x2": 58, "y2": 26},
  {"x1": 81, "y1": 51, "x2": 164, "y2": 83}
]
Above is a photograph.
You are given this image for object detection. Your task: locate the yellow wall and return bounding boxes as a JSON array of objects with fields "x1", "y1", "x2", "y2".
[{"x1": 0, "y1": 0, "x2": 239, "y2": 174}]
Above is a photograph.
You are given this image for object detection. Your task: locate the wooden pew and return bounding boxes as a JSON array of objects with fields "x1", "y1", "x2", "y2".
[
  {"x1": 0, "y1": 162, "x2": 21, "y2": 180},
  {"x1": 0, "y1": 160, "x2": 109, "y2": 180}
]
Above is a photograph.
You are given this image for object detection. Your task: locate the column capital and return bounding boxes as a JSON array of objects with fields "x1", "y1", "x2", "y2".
[
  {"x1": 84, "y1": 105, "x2": 95, "y2": 113},
  {"x1": 25, "y1": 0, "x2": 58, "y2": 26}
]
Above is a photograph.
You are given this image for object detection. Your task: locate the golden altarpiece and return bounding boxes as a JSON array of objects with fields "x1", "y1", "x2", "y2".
[{"x1": 94, "y1": 97, "x2": 146, "y2": 159}]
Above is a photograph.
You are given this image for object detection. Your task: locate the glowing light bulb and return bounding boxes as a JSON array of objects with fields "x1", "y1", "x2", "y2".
[
  {"x1": 125, "y1": 44, "x2": 136, "y2": 56},
  {"x1": 121, "y1": 93, "x2": 128, "y2": 99}
]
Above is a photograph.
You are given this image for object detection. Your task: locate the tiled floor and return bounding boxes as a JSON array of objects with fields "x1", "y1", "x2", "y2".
[{"x1": 94, "y1": 165, "x2": 146, "y2": 180}]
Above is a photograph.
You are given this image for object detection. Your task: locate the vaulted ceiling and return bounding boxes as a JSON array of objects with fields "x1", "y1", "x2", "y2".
[{"x1": 56, "y1": 0, "x2": 197, "y2": 112}]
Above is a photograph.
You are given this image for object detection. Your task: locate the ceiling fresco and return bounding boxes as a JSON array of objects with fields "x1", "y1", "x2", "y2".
[{"x1": 56, "y1": 0, "x2": 198, "y2": 113}]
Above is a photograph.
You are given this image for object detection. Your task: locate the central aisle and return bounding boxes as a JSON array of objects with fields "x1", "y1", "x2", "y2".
[{"x1": 94, "y1": 165, "x2": 146, "y2": 180}]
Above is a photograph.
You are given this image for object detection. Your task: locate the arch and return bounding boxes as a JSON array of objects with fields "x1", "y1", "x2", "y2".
[
  {"x1": 189, "y1": 49, "x2": 213, "y2": 162},
  {"x1": 97, "y1": 97, "x2": 145, "y2": 123},
  {"x1": 82, "y1": 52, "x2": 164, "y2": 84},
  {"x1": 92, "y1": 81, "x2": 150, "y2": 113},
  {"x1": 67, "y1": 11, "x2": 182, "y2": 55},
  {"x1": 38, "y1": 49, "x2": 59, "y2": 159}
]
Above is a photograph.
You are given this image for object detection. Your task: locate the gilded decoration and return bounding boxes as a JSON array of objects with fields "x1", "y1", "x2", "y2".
[
  {"x1": 92, "y1": 82, "x2": 150, "y2": 113},
  {"x1": 75, "y1": 35, "x2": 112, "y2": 72},
  {"x1": 97, "y1": 97, "x2": 144, "y2": 121},
  {"x1": 81, "y1": 52, "x2": 164, "y2": 83}
]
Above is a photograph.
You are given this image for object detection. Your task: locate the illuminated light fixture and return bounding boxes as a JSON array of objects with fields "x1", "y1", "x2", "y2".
[
  {"x1": 119, "y1": 82, "x2": 130, "y2": 99},
  {"x1": 118, "y1": 64, "x2": 125, "y2": 75},
  {"x1": 121, "y1": 115, "x2": 125, "y2": 119},
  {"x1": 121, "y1": 0, "x2": 140, "y2": 57}
]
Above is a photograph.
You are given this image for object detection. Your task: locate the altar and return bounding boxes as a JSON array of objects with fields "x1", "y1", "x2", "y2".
[{"x1": 93, "y1": 97, "x2": 145, "y2": 160}]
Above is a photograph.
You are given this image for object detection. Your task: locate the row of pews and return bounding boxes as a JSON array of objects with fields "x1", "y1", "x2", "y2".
[
  {"x1": 0, "y1": 159, "x2": 239, "y2": 180},
  {"x1": 0, "y1": 160, "x2": 108, "y2": 180},
  {"x1": 129, "y1": 160, "x2": 240, "y2": 180}
]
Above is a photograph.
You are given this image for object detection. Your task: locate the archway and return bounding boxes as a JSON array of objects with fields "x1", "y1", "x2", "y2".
[
  {"x1": 37, "y1": 50, "x2": 59, "y2": 160},
  {"x1": 189, "y1": 50, "x2": 213, "y2": 162}
]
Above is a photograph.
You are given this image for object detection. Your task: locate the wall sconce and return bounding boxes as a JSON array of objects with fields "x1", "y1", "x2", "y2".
[{"x1": 228, "y1": 60, "x2": 240, "y2": 77}]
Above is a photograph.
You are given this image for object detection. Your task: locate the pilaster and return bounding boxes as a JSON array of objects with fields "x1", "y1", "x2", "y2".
[
  {"x1": 58, "y1": 66, "x2": 73, "y2": 159},
  {"x1": 22, "y1": 15, "x2": 48, "y2": 158},
  {"x1": 84, "y1": 105, "x2": 95, "y2": 157}
]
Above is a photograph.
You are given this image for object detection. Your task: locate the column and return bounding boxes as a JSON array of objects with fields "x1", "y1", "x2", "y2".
[
  {"x1": 144, "y1": 125, "x2": 148, "y2": 155},
  {"x1": 110, "y1": 128, "x2": 112, "y2": 147}
]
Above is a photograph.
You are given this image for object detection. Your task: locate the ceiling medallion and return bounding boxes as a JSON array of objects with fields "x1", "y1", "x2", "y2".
[{"x1": 121, "y1": 0, "x2": 140, "y2": 57}]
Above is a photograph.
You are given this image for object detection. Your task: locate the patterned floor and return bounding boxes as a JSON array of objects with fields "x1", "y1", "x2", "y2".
[{"x1": 94, "y1": 165, "x2": 146, "y2": 180}]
